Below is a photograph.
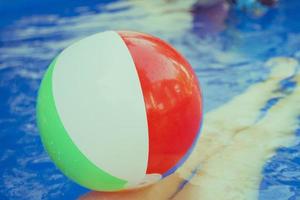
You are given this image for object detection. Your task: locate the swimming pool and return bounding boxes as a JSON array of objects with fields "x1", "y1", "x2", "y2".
[{"x1": 1, "y1": 0, "x2": 300, "y2": 199}]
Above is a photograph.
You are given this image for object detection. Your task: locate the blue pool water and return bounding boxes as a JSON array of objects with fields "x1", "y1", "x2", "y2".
[{"x1": 0, "y1": 0, "x2": 300, "y2": 199}]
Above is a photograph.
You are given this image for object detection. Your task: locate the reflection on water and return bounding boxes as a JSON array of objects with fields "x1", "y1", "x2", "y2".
[
  {"x1": 176, "y1": 57, "x2": 300, "y2": 200},
  {"x1": 0, "y1": 0, "x2": 300, "y2": 199}
]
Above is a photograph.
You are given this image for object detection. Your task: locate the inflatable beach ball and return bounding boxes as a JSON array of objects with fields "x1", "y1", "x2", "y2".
[{"x1": 37, "y1": 31, "x2": 203, "y2": 191}]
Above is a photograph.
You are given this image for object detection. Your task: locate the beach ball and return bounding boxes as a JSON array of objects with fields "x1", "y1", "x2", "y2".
[{"x1": 37, "y1": 31, "x2": 203, "y2": 191}]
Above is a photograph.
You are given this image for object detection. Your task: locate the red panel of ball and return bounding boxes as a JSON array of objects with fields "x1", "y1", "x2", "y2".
[{"x1": 119, "y1": 31, "x2": 203, "y2": 175}]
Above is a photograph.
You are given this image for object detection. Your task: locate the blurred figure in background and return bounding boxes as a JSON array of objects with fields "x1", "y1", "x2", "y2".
[
  {"x1": 195, "y1": 0, "x2": 277, "y2": 7},
  {"x1": 192, "y1": 0, "x2": 278, "y2": 35}
]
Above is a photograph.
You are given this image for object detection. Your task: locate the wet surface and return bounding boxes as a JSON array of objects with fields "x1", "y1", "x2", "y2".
[{"x1": 1, "y1": 0, "x2": 300, "y2": 199}]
